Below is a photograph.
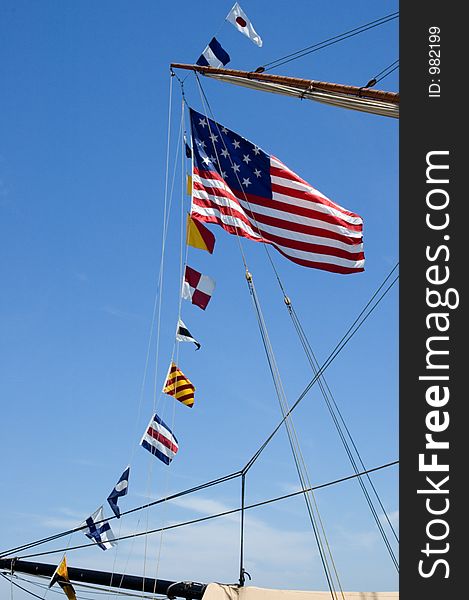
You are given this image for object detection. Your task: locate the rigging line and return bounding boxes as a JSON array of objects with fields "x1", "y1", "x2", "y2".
[
  {"x1": 261, "y1": 12, "x2": 399, "y2": 72},
  {"x1": 3, "y1": 277, "x2": 398, "y2": 559},
  {"x1": 150, "y1": 98, "x2": 189, "y2": 597},
  {"x1": 364, "y1": 60, "x2": 399, "y2": 88},
  {"x1": 242, "y1": 269, "x2": 399, "y2": 473},
  {"x1": 10, "y1": 573, "x2": 162, "y2": 600},
  {"x1": 14, "y1": 461, "x2": 397, "y2": 560},
  {"x1": 290, "y1": 304, "x2": 400, "y2": 545},
  {"x1": 194, "y1": 74, "x2": 251, "y2": 272},
  {"x1": 288, "y1": 308, "x2": 399, "y2": 571},
  {"x1": 190, "y1": 75, "x2": 393, "y2": 570},
  {"x1": 0, "y1": 471, "x2": 242, "y2": 559},
  {"x1": 375, "y1": 64, "x2": 399, "y2": 84},
  {"x1": 146, "y1": 97, "x2": 187, "y2": 598},
  {"x1": 180, "y1": 89, "x2": 257, "y2": 590},
  {"x1": 126, "y1": 72, "x2": 177, "y2": 470},
  {"x1": 143, "y1": 85, "x2": 185, "y2": 592},
  {"x1": 193, "y1": 74, "x2": 294, "y2": 307},
  {"x1": 262, "y1": 11, "x2": 398, "y2": 68},
  {"x1": 257, "y1": 282, "x2": 347, "y2": 600},
  {"x1": 176, "y1": 101, "x2": 191, "y2": 332},
  {"x1": 280, "y1": 265, "x2": 399, "y2": 549},
  {"x1": 153, "y1": 102, "x2": 185, "y2": 408},
  {"x1": 238, "y1": 474, "x2": 246, "y2": 586},
  {"x1": 1, "y1": 573, "x2": 44, "y2": 600},
  {"x1": 247, "y1": 276, "x2": 344, "y2": 600},
  {"x1": 313, "y1": 276, "x2": 399, "y2": 388},
  {"x1": 374, "y1": 59, "x2": 399, "y2": 80},
  {"x1": 109, "y1": 518, "x2": 144, "y2": 600},
  {"x1": 194, "y1": 72, "x2": 305, "y2": 296},
  {"x1": 327, "y1": 263, "x2": 399, "y2": 356}
]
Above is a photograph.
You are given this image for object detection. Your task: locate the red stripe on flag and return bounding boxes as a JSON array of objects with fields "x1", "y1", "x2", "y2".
[
  {"x1": 176, "y1": 392, "x2": 195, "y2": 405},
  {"x1": 191, "y1": 207, "x2": 262, "y2": 243},
  {"x1": 193, "y1": 177, "x2": 362, "y2": 240},
  {"x1": 147, "y1": 427, "x2": 178, "y2": 454},
  {"x1": 270, "y1": 163, "x2": 361, "y2": 219},
  {"x1": 193, "y1": 196, "x2": 363, "y2": 259},
  {"x1": 274, "y1": 247, "x2": 365, "y2": 274},
  {"x1": 172, "y1": 383, "x2": 195, "y2": 394},
  {"x1": 192, "y1": 193, "x2": 262, "y2": 238},
  {"x1": 192, "y1": 166, "x2": 364, "y2": 273}
]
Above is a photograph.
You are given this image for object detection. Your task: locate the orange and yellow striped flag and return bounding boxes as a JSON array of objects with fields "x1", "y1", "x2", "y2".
[{"x1": 163, "y1": 362, "x2": 196, "y2": 408}]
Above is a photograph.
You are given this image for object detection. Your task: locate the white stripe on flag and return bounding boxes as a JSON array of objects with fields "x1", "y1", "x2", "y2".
[
  {"x1": 140, "y1": 414, "x2": 179, "y2": 464},
  {"x1": 200, "y1": 46, "x2": 224, "y2": 68},
  {"x1": 192, "y1": 182, "x2": 362, "y2": 246}
]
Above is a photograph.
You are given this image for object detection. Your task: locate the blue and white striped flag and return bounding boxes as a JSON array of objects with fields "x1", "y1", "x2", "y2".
[
  {"x1": 107, "y1": 466, "x2": 130, "y2": 518},
  {"x1": 83, "y1": 506, "x2": 117, "y2": 551},
  {"x1": 196, "y1": 37, "x2": 230, "y2": 68}
]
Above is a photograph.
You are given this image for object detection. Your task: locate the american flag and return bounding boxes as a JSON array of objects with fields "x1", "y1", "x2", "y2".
[{"x1": 189, "y1": 108, "x2": 364, "y2": 274}]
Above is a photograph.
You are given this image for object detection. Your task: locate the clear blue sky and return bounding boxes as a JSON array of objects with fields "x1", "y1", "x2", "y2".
[{"x1": 0, "y1": 1, "x2": 398, "y2": 597}]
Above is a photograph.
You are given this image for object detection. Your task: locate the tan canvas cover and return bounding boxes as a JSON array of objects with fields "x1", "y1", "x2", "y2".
[
  {"x1": 204, "y1": 74, "x2": 399, "y2": 119},
  {"x1": 202, "y1": 584, "x2": 399, "y2": 600}
]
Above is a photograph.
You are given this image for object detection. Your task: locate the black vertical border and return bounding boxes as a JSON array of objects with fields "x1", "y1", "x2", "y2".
[{"x1": 400, "y1": 3, "x2": 463, "y2": 599}]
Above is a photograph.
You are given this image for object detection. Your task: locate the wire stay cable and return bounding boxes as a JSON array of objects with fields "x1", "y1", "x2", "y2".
[
  {"x1": 7, "y1": 461, "x2": 397, "y2": 561},
  {"x1": 261, "y1": 12, "x2": 399, "y2": 72}
]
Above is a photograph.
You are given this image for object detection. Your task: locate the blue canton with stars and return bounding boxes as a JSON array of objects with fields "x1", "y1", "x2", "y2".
[{"x1": 189, "y1": 108, "x2": 272, "y2": 198}]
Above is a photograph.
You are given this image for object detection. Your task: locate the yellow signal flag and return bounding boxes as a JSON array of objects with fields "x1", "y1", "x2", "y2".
[
  {"x1": 186, "y1": 213, "x2": 215, "y2": 254},
  {"x1": 186, "y1": 174, "x2": 192, "y2": 196},
  {"x1": 163, "y1": 361, "x2": 196, "y2": 408},
  {"x1": 49, "y1": 555, "x2": 77, "y2": 600}
]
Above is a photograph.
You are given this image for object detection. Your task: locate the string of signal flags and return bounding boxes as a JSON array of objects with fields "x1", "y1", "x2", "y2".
[
  {"x1": 46, "y1": 9, "x2": 264, "y2": 580},
  {"x1": 54, "y1": 209, "x2": 219, "y2": 564},
  {"x1": 196, "y1": 2, "x2": 263, "y2": 69},
  {"x1": 63, "y1": 62, "x2": 365, "y2": 568}
]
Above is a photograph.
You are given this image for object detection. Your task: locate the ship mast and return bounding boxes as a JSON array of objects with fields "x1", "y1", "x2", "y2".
[{"x1": 0, "y1": 558, "x2": 206, "y2": 599}]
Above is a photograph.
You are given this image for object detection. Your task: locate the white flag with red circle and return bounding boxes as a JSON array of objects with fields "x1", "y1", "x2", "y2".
[{"x1": 226, "y1": 2, "x2": 263, "y2": 47}]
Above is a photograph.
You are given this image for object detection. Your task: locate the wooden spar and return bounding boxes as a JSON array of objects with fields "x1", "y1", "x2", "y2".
[
  {"x1": 0, "y1": 558, "x2": 206, "y2": 599},
  {"x1": 170, "y1": 63, "x2": 399, "y2": 104}
]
